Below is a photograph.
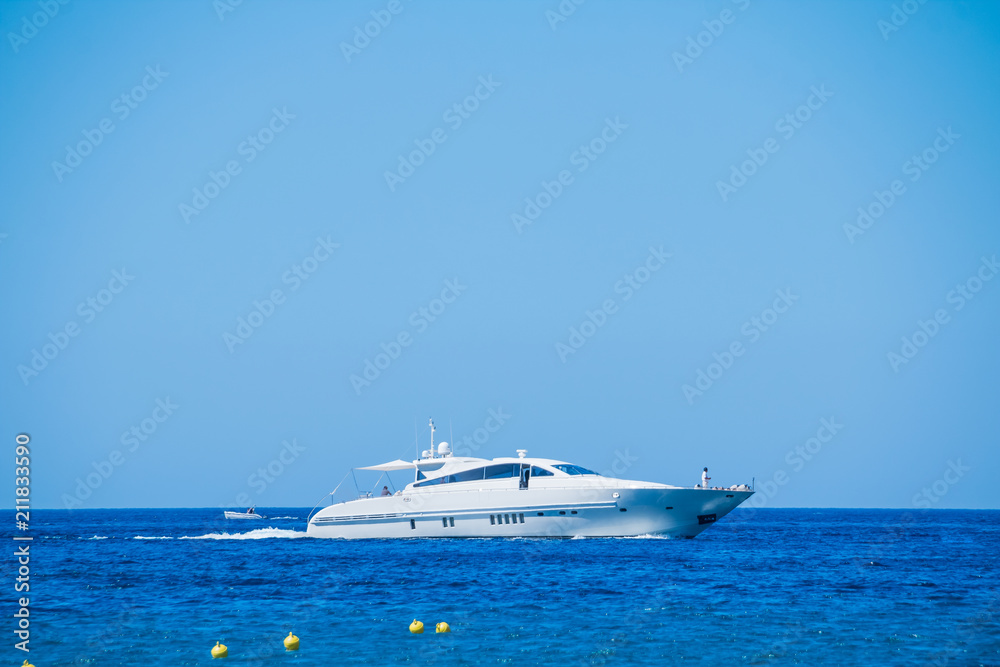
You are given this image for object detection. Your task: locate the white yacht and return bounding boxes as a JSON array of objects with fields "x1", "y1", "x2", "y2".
[{"x1": 307, "y1": 420, "x2": 753, "y2": 539}]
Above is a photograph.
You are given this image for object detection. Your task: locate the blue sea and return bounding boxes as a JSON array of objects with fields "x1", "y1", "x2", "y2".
[{"x1": 5, "y1": 508, "x2": 998, "y2": 666}]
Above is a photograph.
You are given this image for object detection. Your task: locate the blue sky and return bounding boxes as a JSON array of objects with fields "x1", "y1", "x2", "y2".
[{"x1": 1, "y1": 0, "x2": 997, "y2": 510}]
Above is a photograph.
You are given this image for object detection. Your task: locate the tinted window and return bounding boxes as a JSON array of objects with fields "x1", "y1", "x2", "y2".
[
  {"x1": 452, "y1": 468, "x2": 485, "y2": 483},
  {"x1": 553, "y1": 464, "x2": 598, "y2": 475},
  {"x1": 484, "y1": 464, "x2": 518, "y2": 479},
  {"x1": 415, "y1": 476, "x2": 448, "y2": 487},
  {"x1": 530, "y1": 466, "x2": 554, "y2": 477},
  {"x1": 414, "y1": 467, "x2": 487, "y2": 487}
]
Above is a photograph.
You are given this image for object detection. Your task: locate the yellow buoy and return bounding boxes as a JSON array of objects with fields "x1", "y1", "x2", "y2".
[
  {"x1": 211, "y1": 641, "x2": 228, "y2": 658},
  {"x1": 22, "y1": 661, "x2": 35, "y2": 667},
  {"x1": 436, "y1": 622, "x2": 451, "y2": 633},
  {"x1": 409, "y1": 619, "x2": 424, "y2": 634},
  {"x1": 284, "y1": 631, "x2": 300, "y2": 651}
]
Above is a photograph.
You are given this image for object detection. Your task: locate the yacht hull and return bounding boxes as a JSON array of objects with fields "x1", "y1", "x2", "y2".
[{"x1": 307, "y1": 485, "x2": 752, "y2": 539}]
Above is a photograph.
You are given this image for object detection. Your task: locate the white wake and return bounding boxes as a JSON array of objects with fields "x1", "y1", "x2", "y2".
[{"x1": 180, "y1": 527, "x2": 309, "y2": 540}]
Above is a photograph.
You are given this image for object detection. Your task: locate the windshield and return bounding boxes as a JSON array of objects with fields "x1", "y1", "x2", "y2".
[{"x1": 553, "y1": 464, "x2": 599, "y2": 475}]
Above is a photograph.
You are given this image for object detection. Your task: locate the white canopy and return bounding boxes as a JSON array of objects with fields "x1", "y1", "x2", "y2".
[{"x1": 357, "y1": 459, "x2": 416, "y2": 472}]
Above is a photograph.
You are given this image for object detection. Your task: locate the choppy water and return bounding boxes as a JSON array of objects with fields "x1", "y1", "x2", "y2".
[{"x1": 6, "y1": 508, "x2": 998, "y2": 665}]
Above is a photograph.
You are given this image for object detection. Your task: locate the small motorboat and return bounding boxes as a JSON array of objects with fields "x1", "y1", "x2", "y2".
[{"x1": 224, "y1": 507, "x2": 264, "y2": 520}]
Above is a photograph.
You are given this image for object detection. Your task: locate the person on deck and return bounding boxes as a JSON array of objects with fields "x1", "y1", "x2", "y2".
[
  {"x1": 381, "y1": 486, "x2": 391, "y2": 496},
  {"x1": 701, "y1": 468, "x2": 711, "y2": 489}
]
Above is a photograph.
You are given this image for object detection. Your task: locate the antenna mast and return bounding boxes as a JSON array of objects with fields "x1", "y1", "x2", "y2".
[{"x1": 428, "y1": 418, "x2": 436, "y2": 459}]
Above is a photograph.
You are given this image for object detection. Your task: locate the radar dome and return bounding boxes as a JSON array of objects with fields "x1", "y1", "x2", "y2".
[{"x1": 437, "y1": 441, "x2": 451, "y2": 456}]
